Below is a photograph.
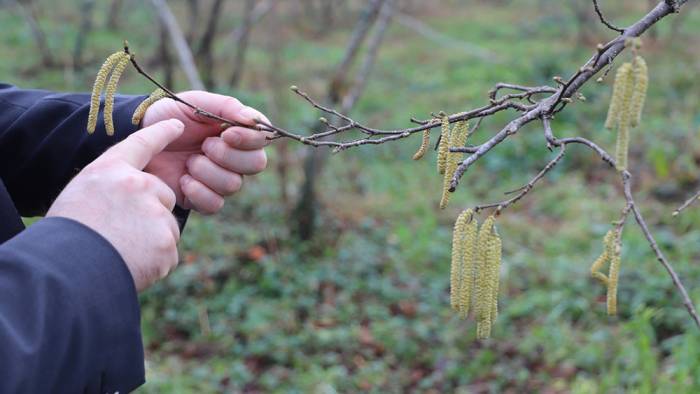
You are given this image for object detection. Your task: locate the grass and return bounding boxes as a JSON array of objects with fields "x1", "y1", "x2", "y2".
[{"x1": 2, "y1": 0, "x2": 700, "y2": 392}]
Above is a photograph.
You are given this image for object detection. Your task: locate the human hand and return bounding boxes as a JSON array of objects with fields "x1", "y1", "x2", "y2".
[
  {"x1": 47, "y1": 120, "x2": 186, "y2": 291},
  {"x1": 141, "y1": 91, "x2": 271, "y2": 214}
]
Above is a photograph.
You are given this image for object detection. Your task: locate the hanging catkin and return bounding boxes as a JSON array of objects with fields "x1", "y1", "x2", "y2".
[
  {"x1": 630, "y1": 56, "x2": 648, "y2": 128},
  {"x1": 458, "y1": 211, "x2": 478, "y2": 318},
  {"x1": 607, "y1": 230, "x2": 622, "y2": 316},
  {"x1": 590, "y1": 228, "x2": 623, "y2": 315},
  {"x1": 604, "y1": 63, "x2": 631, "y2": 131},
  {"x1": 451, "y1": 210, "x2": 470, "y2": 311},
  {"x1": 439, "y1": 121, "x2": 468, "y2": 209},
  {"x1": 88, "y1": 52, "x2": 127, "y2": 134},
  {"x1": 615, "y1": 63, "x2": 635, "y2": 171},
  {"x1": 412, "y1": 130, "x2": 431, "y2": 160},
  {"x1": 489, "y1": 226, "x2": 502, "y2": 324},
  {"x1": 475, "y1": 215, "x2": 496, "y2": 339},
  {"x1": 103, "y1": 53, "x2": 131, "y2": 136},
  {"x1": 132, "y1": 88, "x2": 168, "y2": 126},
  {"x1": 437, "y1": 114, "x2": 451, "y2": 174},
  {"x1": 590, "y1": 229, "x2": 614, "y2": 285}
]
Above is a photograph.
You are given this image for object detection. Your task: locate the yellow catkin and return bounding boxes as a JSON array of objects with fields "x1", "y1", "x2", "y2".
[
  {"x1": 604, "y1": 63, "x2": 632, "y2": 131},
  {"x1": 437, "y1": 114, "x2": 450, "y2": 174},
  {"x1": 630, "y1": 56, "x2": 648, "y2": 128},
  {"x1": 590, "y1": 230, "x2": 614, "y2": 285},
  {"x1": 412, "y1": 129, "x2": 431, "y2": 160},
  {"x1": 132, "y1": 88, "x2": 168, "y2": 126},
  {"x1": 475, "y1": 215, "x2": 496, "y2": 339},
  {"x1": 607, "y1": 231, "x2": 622, "y2": 316},
  {"x1": 439, "y1": 121, "x2": 468, "y2": 209},
  {"x1": 458, "y1": 211, "x2": 478, "y2": 318},
  {"x1": 450, "y1": 210, "x2": 469, "y2": 311},
  {"x1": 489, "y1": 226, "x2": 502, "y2": 325},
  {"x1": 88, "y1": 52, "x2": 126, "y2": 134},
  {"x1": 615, "y1": 63, "x2": 635, "y2": 171},
  {"x1": 103, "y1": 53, "x2": 131, "y2": 136}
]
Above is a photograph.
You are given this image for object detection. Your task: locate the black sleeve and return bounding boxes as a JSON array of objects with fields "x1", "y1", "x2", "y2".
[
  {"x1": 0, "y1": 217, "x2": 145, "y2": 393},
  {"x1": 0, "y1": 83, "x2": 144, "y2": 216}
]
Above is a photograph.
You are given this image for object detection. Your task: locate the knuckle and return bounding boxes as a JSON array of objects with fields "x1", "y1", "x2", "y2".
[
  {"x1": 128, "y1": 133, "x2": 153, "y2": 152},
  {"x1": 119, "y1": 173, "x2": 148, "y2": 192}
]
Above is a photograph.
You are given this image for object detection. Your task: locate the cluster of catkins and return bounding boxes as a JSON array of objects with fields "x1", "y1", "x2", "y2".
[
  {"x1": 591, "y1": 229, "x2": 623, "y2": 315},
  {"x1": 604, "y1": 48, "x2": 648, "y2": 171},
  {"x1": 411, "y1": 114, "x2": 469, "y2": 209},
  {"x1": 451, "y1": 210, "x2": 502, "y2": 339},
  {"x1": 88, "y1": 49, "x2": 168, "y2": 135}
]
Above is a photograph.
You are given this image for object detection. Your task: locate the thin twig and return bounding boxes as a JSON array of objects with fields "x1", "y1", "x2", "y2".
[
  {"x1": 592, "y1": 0, "x2": 625, "y2": 33},
  {"x1": 621, "y1": 171, "x2": 700, "y2": 329},
  {"x1": 673, "y1": 190, "x2": 700, "y2": 216}
]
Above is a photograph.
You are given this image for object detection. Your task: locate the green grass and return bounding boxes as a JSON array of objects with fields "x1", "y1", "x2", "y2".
[{"x1": 2, "y1": 0, "x2": 700, "y2": 392}]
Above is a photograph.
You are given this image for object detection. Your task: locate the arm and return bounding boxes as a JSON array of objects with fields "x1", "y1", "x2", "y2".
[
  {"x1": 0, "y1": 83, "x2": 145, "y2": 216},
  {"x1": 0, "y1": 218, "x2": 144, "y2": 393}
]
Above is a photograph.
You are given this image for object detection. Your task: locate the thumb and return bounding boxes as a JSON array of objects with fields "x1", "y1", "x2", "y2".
[{"x1": 105, "y1": 119, "x2": 185, "y2": 169}]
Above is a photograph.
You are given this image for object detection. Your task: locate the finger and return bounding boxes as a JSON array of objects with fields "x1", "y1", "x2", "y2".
[
  {"x1": 202, "y1": 137, "x2": 267, "y2": 175},
  {"x1": 105, "y1": 119, "x2": 184, "y2": 169},
  {"x1": 180, "y1": 174, "x2": 225, "y2": 215},
  {"x1": 175, "y1": 91, "x2": 271, "y2": 127},
  {"x1": 186, "y1": 154, "x2": 243, "y2": 196},
  {"x1": 221, "y1": 127, "x2": 271, "y2": 150},
  {"x1": 164, "y1": 207, "x2": 181, "y2": 244},
  {"x1": 142, "y1": 172, "x2": 177, "y2": 211}
]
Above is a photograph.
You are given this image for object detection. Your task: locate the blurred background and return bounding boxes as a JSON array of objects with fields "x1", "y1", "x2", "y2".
[{"x1": 2, "y1": 0, "x2": 700, "y2": 392}]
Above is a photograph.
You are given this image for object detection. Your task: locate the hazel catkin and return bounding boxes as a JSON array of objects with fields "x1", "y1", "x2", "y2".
[
  {"x1": 103, "y1": 53, "x2": 131, "y2": 136},
  {"x1": 475, "y1": 215, "x2": 496, "y2": 339},
  {"x1": 615, "y1": 63, "x2": 635, "y2": 171},
  {"x1": 88, "y1": 51, "x2": 127, "y2": 134},
  {"x1": 437, "y1": 114, "x2": 450, "y2": 174},
  {"x1": 412, "y1": 129, "x2": 431, "y2": 161},
  {"x1": 458, "y1": 210, "x2": 478, "y2": 318},
  {"x1": 451, "y1": 210, "x2": 470, "y2": 311},
  {"x1": 630, "y1": 56, "x2": 648, "y2": 128},
  {"x1": 604, "y1": 63, "x2": 632, "y2": 131},
  {"x1": 132, "y1": 88, "x2": 168, "y2": 126},
  {"x1": 439, "y1": 121, "x2": 468, "y2": 209},
  {"x1": 607, "y1": 230, "x2": 622, "y2": 316},
  {"x1": 590, "y1": 230, "x2": 613, "y2": 285}
]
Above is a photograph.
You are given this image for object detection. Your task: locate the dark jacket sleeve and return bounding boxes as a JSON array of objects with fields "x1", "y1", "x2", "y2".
[
  {"x1": 0, "y1": 217, "x2": 144, "y2": 393},
  {"x1": 0, "y1": 83, "x2": 145, "y2": 216}
]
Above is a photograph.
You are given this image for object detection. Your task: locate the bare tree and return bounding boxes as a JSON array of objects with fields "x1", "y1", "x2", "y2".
[
  {"x1": 12, "y1": 0, "x2": 55, "y2": 67},
  {"x1": 293, "y1": 0, "x2": 394, "y2": 240},
  {"x1": 228, "y1": 0, "x2": 257, "y2": 88},
  {"x1": 158, "y1": 19, "x2": 174, "y2": 88},
  {"x1": 185, "y1": 0, "x2": 200, "y2": 46},
  {"x1": 195, "y1": 0, "x2": 225, "y2": 89},
  {"x1": 105, "y1": 0, "x2": 123, "y2": 30},
  {"x1": 73, "y1": 0, "x2": 96, "y2": 71},
  {"x1": 148, "y1": 0, "x2": 204, "y2": 90}
]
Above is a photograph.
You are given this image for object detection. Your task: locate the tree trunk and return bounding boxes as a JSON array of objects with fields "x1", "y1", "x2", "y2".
[
  {"x1": 73, "y1": 0, "x2": 96, "y2": 71},
  {"x1": 13, "y1": 0, "x2": 55, "y2": 67},
  {"x1": 228, "y1": 0, "x2": 256, "y2": 88},
  {"x1": 149, "y1": 0, "x2": 204, "y2": 90},
  {"x1": 292, "y1": 0, "x2": 393, "y2": 241},
  {"x1": 196, "y1": 0, "x2": 225, "y2": 89},
  {"x1": 105, "y1": 0, "x2": 123, "y2": 30}
]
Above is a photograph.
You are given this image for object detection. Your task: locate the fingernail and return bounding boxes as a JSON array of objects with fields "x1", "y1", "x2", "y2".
[{"x1": 239, "y1": 107, "x2": 260, "y2": 122}]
